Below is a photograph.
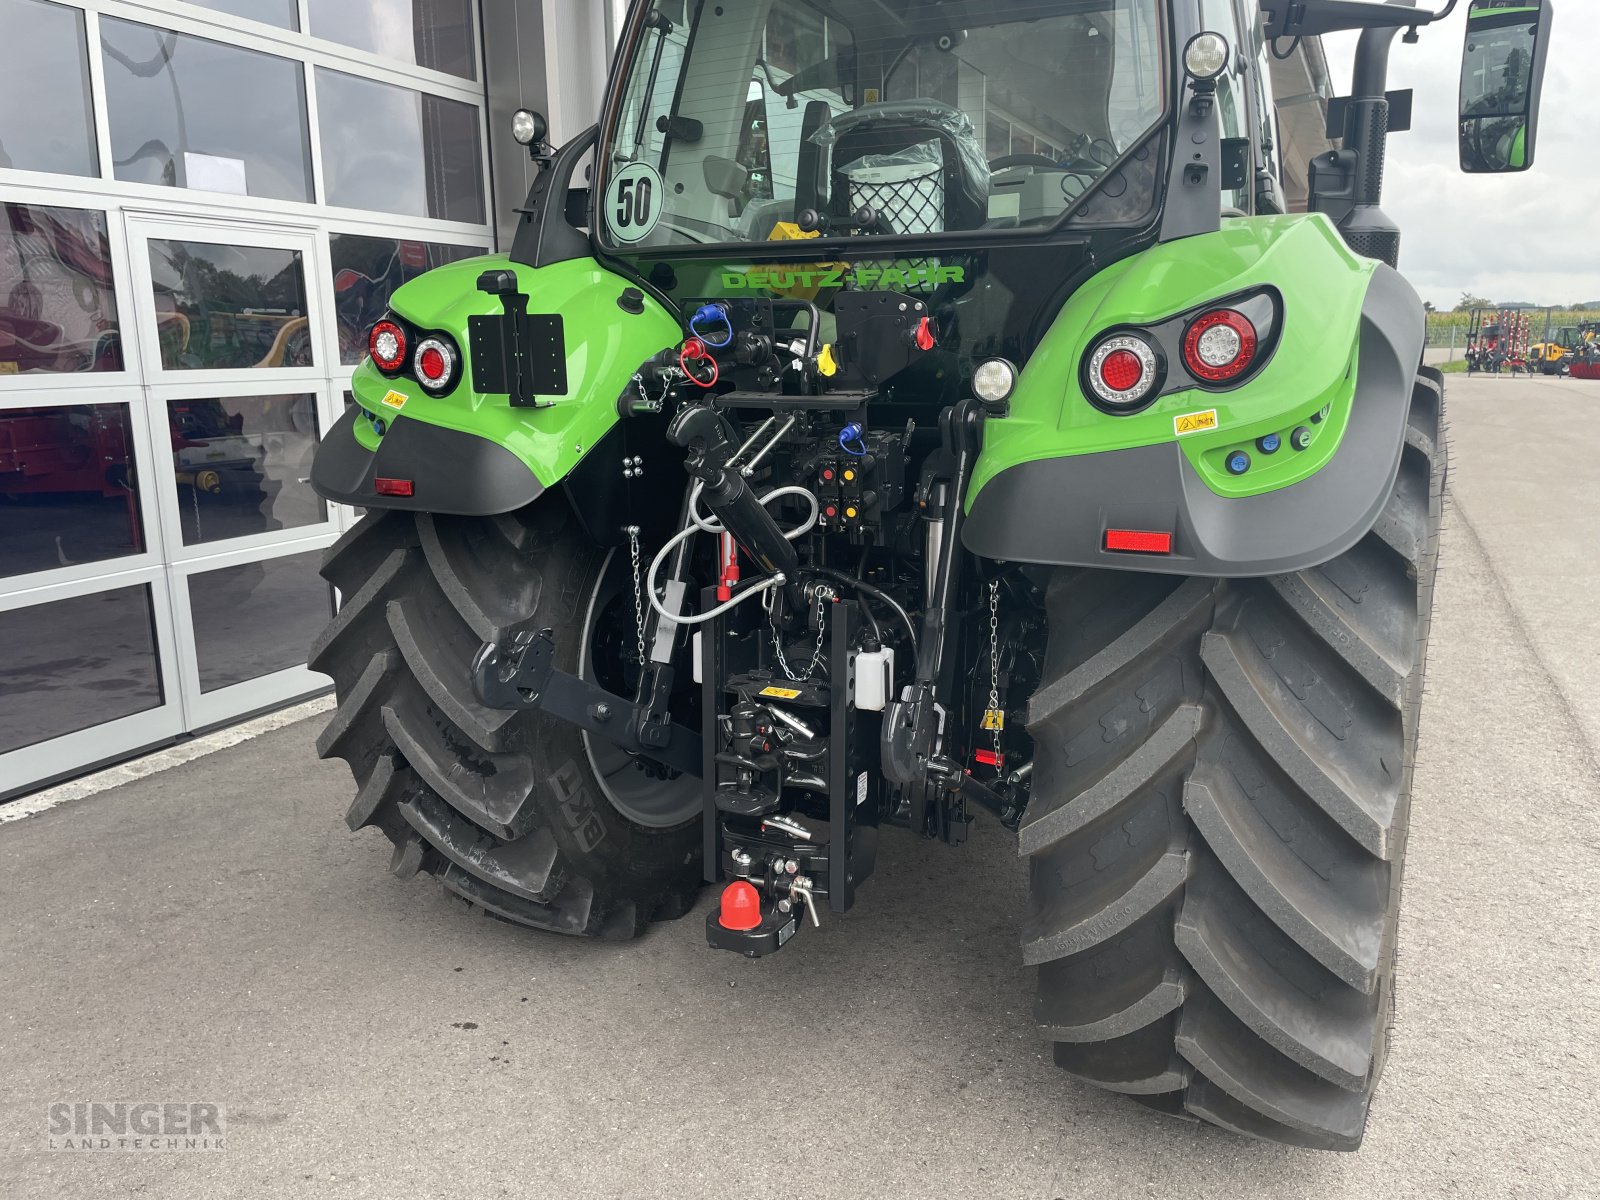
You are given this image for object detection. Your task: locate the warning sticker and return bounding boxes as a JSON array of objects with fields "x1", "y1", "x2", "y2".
[
  {"x1": 759, "y1": 686, "x2": 802, "y2": 700},
  {"x1": 380, "y1": 389, "x2": 409, "y2": 411},
  {"x1": 1174, "y1": 409, "x2": 1219, "y2": 436},
  {"x1": 981, "y1": 709, "x2": 1006, "y2": 731}
]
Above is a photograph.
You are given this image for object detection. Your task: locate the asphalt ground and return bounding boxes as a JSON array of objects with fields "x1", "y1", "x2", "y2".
[{"x1": 1, "y1": 374, "x2": 1597, "y2": 1199}]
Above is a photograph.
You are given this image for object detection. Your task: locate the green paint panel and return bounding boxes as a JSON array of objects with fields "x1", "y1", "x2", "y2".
[
  {"x1": 969, "y1": 214, "x2": 1377, "y2": 506},
  {"x1": 348, "y1": 253, "x2": 681, "y2": 486}
]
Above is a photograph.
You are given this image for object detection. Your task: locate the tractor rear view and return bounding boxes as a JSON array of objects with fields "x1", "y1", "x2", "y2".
[{"x1": 307, "y1": 0, "x2": 1554, "y2": 1152}]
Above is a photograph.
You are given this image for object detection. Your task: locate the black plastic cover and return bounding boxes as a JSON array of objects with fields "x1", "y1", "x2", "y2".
[{"x1": 310, "y1": 407, "x2": 543, "y2": 516}]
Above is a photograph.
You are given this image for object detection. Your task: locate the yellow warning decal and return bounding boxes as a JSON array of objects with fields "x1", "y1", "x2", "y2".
[
  {"x1": 380, "y1": 389, "x2": 409, "y2": 411},
  {"x1": 759, "y1": 686, "x2": 802, "y2": 700},
  {"x1": 1174, "y1": 409, "x2": 1218, "y2": 436},
  {"x1": 981, "y1": 709, "x2": 1005, "y2": 731}
]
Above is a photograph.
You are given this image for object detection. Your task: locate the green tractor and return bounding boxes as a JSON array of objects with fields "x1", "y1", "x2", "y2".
[{"x1": 308, "y1": 0, "x2": 1552, "y2": 1150}]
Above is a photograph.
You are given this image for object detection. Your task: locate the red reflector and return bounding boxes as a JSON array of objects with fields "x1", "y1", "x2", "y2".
[
  {"x1": 718, "y1": 881, "x2": 762, "y2": 931},
  {"x1": 1105, "y1": 529, "x2": 1172, "y2": 554},
  {"x1": 418, "y1": 346, "x2": 447, "y2": 382},
  {"x1": 374, "y1": 477, "x2": 415, "y2": 498},
  {"x1": 974, "y1": 748, "x2": 1003, "y2": 767},
  {"x1": 1099, "y1": 348, "x2": 1145, "y2": 392}
]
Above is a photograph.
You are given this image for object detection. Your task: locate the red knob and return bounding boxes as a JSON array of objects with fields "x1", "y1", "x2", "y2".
[
  {"x1": 914, "y1": 316, "x2": 936, "y2": 351},
  {"x1": 718, "y1": 881, "x2": 762, "y2": 931}
]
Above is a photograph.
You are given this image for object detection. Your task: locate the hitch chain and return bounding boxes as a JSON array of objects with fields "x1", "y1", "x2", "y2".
[
  {"x1": 626, "y1": 525, "x2": 647, "y2": 669},
  {"x1": 771, "y1": 585, "x2": 832, "y2": 683},
  {"x1": 986, "y1": 579, "x2": 1004, "y2": 763}
]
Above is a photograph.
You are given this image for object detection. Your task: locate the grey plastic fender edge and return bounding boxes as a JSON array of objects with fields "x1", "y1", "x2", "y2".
[
  {"x1": 311, "y1": 407, "x2": 543, "y2": 516},
  {"x1": 961, "y1": 263, "x2": 1425, "y2": 578}
]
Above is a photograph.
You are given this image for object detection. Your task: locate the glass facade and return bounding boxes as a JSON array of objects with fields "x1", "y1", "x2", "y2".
[
  {"x1": 317, "y1": 69, "x2": 485, "y2": 222},
  {"x1": 147, "y1": 240, "x2": 313, "y2": 371},
  {"x1": 0, "y1": 0, "x2": 98, "y2": 178},
  {"x1": 0, "y1": 0, "x2": 500, "y2": 799},
  {"x1": 189, "y1": 551, "x2": 333, "y2": 693},
  {"x1": 0, "y1": 403, "x2": 145, "y2": 577},
  {"x1": 0, "y1": 585, "x2": 163, "y2": 755},
  {"x1": 308, "y1": 0, "x2": 476, "y2": 80},
  {"x1": 0, "y1": 203, "x2": 123, "y2": 375},
  {"x1": 100, "y1": 18, "x2": 315, "y2": 203}
]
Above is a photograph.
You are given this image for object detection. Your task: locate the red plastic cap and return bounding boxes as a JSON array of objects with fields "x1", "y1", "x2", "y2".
[
  {"x1": 914, "y1": 316, "x2": 936, "y2": 351},
  {"x1": 718, "y1": 881, "x2": 762, "y2": 931}
]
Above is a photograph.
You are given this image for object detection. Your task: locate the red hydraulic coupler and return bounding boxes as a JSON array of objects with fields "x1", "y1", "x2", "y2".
[{"x1": 716, "y1": 533, "x2": 740, "y2": 602}]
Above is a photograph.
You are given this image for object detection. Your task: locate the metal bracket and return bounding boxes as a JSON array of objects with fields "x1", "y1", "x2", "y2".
[{"x1": 471, "y1": 629, "x2": 702, "y2": 778}]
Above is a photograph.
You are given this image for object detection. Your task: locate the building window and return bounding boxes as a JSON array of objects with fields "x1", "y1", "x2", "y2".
[
  {"x1": 0, "y1": 404, "x2": 146, "y2": 579},
  {"x1": 146, "y1": 239, "x2": 312, "y2": 371},
  {"x1": 186, "y1": 0, "x2": 300, "y2": 32},
  {"x1": 100, "y1": 17, "x2": 314, "y2": 203},
  {"x1": 166, "y1": 394, "x2": 324, "y2": 545},
  {"x1": 308, "y1": 0, "x2": 477, "y2": 80},
  {"x1": 0, "y1": 585, "x2": 164, "y2": 753},
  {"x1": 188, "y1": 551, "x2": 333, "y2": 692},
  {"x1": 1, "y1": 0, "x2": 98, "y2": 179},
  {"x1": 329, "y1": 234, "x2": 478, "y2": 364},
  {"x1": 316, "y1": 68, "x2": 485, "y2": 223},
  {"x1": 1, "y1": 203, "x2": 123, "y2": 375}
]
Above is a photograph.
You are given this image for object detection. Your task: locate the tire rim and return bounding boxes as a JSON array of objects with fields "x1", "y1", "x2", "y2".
[{"x1": 578, "y1": 549, "x2": 702, "y2": 829}]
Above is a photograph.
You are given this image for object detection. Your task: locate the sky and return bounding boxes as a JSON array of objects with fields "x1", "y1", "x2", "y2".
[{"x1": 1323, "y1": 6, "x2": 1593, "y2": 311}]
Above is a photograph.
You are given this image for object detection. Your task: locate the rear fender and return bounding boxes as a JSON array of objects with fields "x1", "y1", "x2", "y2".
[
  {"x1": 963, "y1": 215, "x2": 1425, "y2": 576},
  {"x1": 312, "y1": 253, "x2": 680, "y2": 516}
]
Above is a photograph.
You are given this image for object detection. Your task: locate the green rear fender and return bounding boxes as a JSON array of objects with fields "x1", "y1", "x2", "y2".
[
  {"x1": 312, "y1": 253, "x2": 680, "y2": 515},
  {"x1": 964, "y1": 215, "x2": 1427, "y2": 576}
]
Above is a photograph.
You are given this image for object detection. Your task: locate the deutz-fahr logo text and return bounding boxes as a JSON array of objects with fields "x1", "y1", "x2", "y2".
[{"x1": 722, "y1": 264, "x2": 965, "y2": 293}]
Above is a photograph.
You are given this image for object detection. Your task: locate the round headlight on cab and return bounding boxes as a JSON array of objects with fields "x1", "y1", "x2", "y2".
[
  {"x1": 1184, "y1": 32, "x2": 1230, "y2": 81},
  {"x1": 511, "y1": 108, "x2": 546, "y2": 147}
]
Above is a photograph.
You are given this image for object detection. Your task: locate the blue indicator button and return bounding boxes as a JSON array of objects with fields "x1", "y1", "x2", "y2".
[{"x1": 1226, "y1": 451, "x2": 1252, "y2": 476}]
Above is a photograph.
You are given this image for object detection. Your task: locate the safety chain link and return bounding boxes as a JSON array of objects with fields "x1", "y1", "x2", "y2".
[
  {"x1": 987, "y1": 579, "x2": 1004, "y2": 762},
  {"x1": 626, "y1": 525, "x2": 647, "y2": 669},
  {"x1": 772, "y1": 585, "x2": 833, "y2": 683}
]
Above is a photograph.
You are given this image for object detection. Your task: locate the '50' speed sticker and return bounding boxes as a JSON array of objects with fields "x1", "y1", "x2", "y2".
[{"x1": 607, "y1": 161, "x2": 664, "y2": 244}]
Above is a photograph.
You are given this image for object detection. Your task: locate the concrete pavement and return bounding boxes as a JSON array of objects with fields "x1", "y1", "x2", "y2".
[{"x1": 1, "y1": 375, "x2": 1597, "y2": 1199}]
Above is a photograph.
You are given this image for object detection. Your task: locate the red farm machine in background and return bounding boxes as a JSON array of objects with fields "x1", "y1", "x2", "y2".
[{"x1": 1466, "y1": 308, "x2": 1534, "y2": 374}]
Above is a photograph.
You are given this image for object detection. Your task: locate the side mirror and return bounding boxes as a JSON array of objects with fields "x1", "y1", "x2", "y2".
[{"x1": 1459, "y1": 0, "x2": 1553, "y2": 173}]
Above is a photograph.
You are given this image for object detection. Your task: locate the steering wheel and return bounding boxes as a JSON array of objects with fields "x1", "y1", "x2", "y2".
[{"x1": 989, "y1": 153, "x2": 1064, "y2": 172}]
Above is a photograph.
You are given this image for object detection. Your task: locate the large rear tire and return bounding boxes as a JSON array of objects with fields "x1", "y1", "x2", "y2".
[
  {"x1": 310, "y1": 496, "x2": 703, "y2": 938},
  {"x1": 1022, "y1": 372, "x2": 1445, "y2": 1149}
]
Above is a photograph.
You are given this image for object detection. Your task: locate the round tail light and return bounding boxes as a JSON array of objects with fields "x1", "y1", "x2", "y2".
[
  {"x1": 413, "y1": 336, "x2": 458, "y2": 392},
  {"x1": 369, "y1": 319, "x2": 407, "y2": 373},
  {"x1": 1086, "y1": 334, "x2": 1160, "y2": 411},
  {"x1": 1183, "y1": 310, "x2": 1258, "y2": 383}
]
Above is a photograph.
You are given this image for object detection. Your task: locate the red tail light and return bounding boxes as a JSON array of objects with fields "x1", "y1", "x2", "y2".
[
  {"x1": 369, "y1": 319, "x2": 407, "y2": 372},
  {"x1": 1085, "y1": 334, "x2": 1160, "y2": 411},
  {"x1": 1183, "y1": 310, "x2": 1258, "y2": 383}
]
